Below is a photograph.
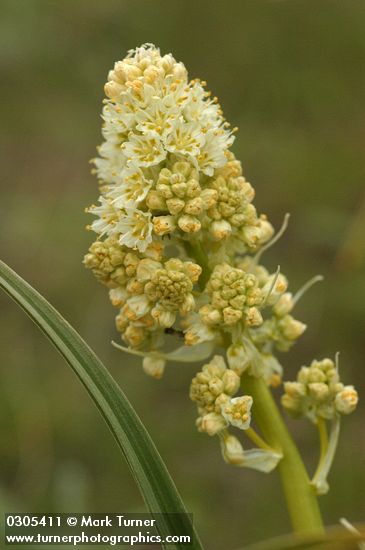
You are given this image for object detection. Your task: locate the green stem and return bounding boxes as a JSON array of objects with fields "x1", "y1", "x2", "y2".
[
  {"x1": 245, "y1": 427, "x2": 273, "y2": 451},
  {"x1": 311, "y1": 416, "x2": 340, "y2": 495},
  {"x1": 242, "y1": 373, "x2": 324, "y2": 535},
  {"x1": 316, "y1": 417, "x2": 329, "y2": 467}
]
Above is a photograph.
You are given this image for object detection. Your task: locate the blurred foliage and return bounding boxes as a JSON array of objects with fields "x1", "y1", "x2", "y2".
[{"x1": 0, "y1": 1, "x2": 364, "y2": 548}]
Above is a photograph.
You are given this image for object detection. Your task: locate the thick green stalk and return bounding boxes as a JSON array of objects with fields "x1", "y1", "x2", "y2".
[{"x1": 242, "y1": 373, "x2": 324, "y2": 535}]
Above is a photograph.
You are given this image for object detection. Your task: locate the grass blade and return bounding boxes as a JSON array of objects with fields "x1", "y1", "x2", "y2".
[{"x1": 0, "y1": 259, "x2": 203, "y2": 550}]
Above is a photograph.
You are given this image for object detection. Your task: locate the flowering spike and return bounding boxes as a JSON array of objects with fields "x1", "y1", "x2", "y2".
[{"x1": 83, "y1": 45, "x2": 358, "y2": 475}]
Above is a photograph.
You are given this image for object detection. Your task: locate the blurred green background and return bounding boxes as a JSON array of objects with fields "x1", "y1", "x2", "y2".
[{"x1": 1, "y1": 1, "x2": 364, "y2": 548}]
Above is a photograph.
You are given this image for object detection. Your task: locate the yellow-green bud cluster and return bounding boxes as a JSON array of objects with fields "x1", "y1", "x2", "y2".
[
  {"x1": 281, "y1": 358, "x2": 358, "y2": 422},
  {"x1": 83, "y1": 237, "x2": 163, "y2": 288},
  {"x1": 83, "y1": 236, "x2": 127, "y2": 287},
  {"x1": 144, "y1": 258, "x2": 201, "y2": 317},
  {"x1": 200, "y1": 263, "x2": 264, "y2": 329},
  {"x1": 117, "y1": 257, "x2": 201, "y2": 346},
  {"x1": 147, "y1": 161, "x2": 217, "y2": 235},
  {"x1": 190, "y1": 355, "x2": 252, "y2": 436},
  {"x1": 204, "y1": 156, "x2": 273, "y2": 247},
  {"x1": 237, "y1": 257, "x2": 289, "y2": 305}
]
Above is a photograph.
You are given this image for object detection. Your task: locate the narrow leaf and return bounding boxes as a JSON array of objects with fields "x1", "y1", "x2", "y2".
[{"x1": 0, "y1": 259, "x2": 203, "y2": 550}]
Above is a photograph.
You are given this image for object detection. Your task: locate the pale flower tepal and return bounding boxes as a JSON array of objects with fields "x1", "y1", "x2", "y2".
[{"x1": 84, "y1": 44, "x2": 357, "y2": 494}]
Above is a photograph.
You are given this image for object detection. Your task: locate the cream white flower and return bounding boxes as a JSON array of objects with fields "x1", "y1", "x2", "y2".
[
  {"x1": 165, "y1": 120, "x2": 205, "y2": 158},
  {"x1": 93, "y1": 140, "x2": 128, "y2": 186},
  {"x1": 183, "y1": 81, "x2": 220, "y2": 126},
  {"x1": 117, "y1": 208, "x2": 153, "y2": 252},
  {"x1": 88, "y1": 43, "x2": 252, "y2": 263},
  {"x1": 197, "y1": 129, "x2": 234, "y2": 176},
  {"x1": 221, "y1": 396, "x2": 253, "y2": 430},
  {"x1": 88, "y1": 197, "x2": 120, "y2": 237},
  {"x1": 122, "y1": 133, "x2": 166, "y2": 167},
  {"x1": 107, "y1": 165, "x2": 152, "y2": 208},
  {"x1": 135, "y1": 98, "x2": 180, "y2": 137}
]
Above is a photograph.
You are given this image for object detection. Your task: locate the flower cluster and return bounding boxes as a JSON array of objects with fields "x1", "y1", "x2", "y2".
[
  {"x1": 189, "y1": 355, "x2": 252, "y2": 436},
  {"x1": 84, "y1": 44, "x2": 358, "y2": 473},
  {"x1": 281, "y1": 358, "x2": 358, "y2": 422},
  {"x1": 89, "y1": 43, "x2": 236, "y2": 252},
  {"x1": 85, "y1": 44, "x2": 277, "y2": 354},
  {"x1": 200, "y1": 263, "x2": 264, "y2": 329},
  {"x1": 85, "y1": 238, "x2": 201, "y2": 348}
]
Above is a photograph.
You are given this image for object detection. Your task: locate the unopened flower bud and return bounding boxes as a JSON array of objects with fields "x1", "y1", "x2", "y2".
[
  {"x1": 143, "y1": 356, "x2": 165, "y2": 379},
  {"x1": 279, "y1": 315, "x2": 307, "y2": 340},
  {"x1": 246, "y1": 307, "x2": 263, "y2": 327},
  {"x1": 262, "y1": 274, "x2": 288, "y2": 306},
  {"x1": 273, "y1": 292, "x2": 294, "y2": 317},
  {"x1": 109, "y1": 288, "x2": 127, "y2": 307},
  {"x1": 104, "y1": 80, "x2": 124, "y2": 99},
  {"x1": 210, "y1": 220, "x2": 232, "y2": 240},
  {"x1": 200, "y1": 188, "x2": 218, "y2": 208},
  {"x1": 178, "y1": 215, "x2": 201, "y2": 233},
  {"x1": 223, "y1": 306, "x2": 242, "y2": 325},
  {"x1": 136, "y1": 259, "x2": 162, "y2": 282},
  {"x1": 335, "y1": 386, "x2": 358, "y2": 414},
  {"x1": 166, "y1": 197, "x2": 185, "y2": 214},
  {"x1": 151, "y1": 306, "x2": 176, "y2": 328},
  {"x1": 153, "y1": 215, "x2": 176, "y2": 235},
  {"x1": 146, "y1": 190, "x2": 167, "y2": 211},
  {"x1": 308, "y1": 382, "x2": 330, "y2": 401},
  {"x1": 123, "y1": 325, "x2": 146, "y2": 347},
  {"x1": 197, "y1": 413, "x2": 227, "y2": 436},
  {"x1": 184, "y1": 197, "x2": 204, "y2": 216}
]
